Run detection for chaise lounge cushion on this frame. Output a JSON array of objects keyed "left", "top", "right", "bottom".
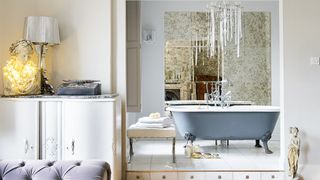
[{"left": 0, "top": 160, "right": 111, "bottom": 180}]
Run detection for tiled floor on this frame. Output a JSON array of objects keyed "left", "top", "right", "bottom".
[{"left": 127, "top": 140, "right": 281, "bottom": 172}]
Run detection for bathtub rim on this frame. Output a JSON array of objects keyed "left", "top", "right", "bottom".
[{"left": 166, "top": 105, "right": 280, "bottom": 112}]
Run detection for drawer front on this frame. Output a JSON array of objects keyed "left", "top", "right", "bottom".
[
  {"left": 127, "top": 172, "right": 150, "bottom": 180},
  {"left": 233, "top": 172, "right": 261, "bottom": 180},
  {"left": 150, "top": 172, "right": 177, "bottom": 180},
  {"left": 206, "top": 172, "right": 233, "bottom": 180},
  {"left": 261, "top": 172, "right": 284, "bottom": 180},
  {"left": 178, "top": 172, "right": 205, "bottom": 180}
]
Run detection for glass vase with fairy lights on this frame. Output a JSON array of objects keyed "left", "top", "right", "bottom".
[{"left": 2, "top": 40, "right": 41, "bottom": 96}]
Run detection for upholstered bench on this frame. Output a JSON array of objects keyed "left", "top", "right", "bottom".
[
  {"left": 0, "top": 160, "right": 111, "bottom": 180},
  {"left": 127, "top": 124, "right": 176, "bottom": 163}
]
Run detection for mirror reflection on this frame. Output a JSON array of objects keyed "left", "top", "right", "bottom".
[{"left": 164, "top": 11, "right": 272, "bottom": 105}]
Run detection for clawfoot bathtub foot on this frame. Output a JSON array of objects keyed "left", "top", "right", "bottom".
[
  {"left": 184, "top": 132, "right": 196, "bottom": 147},
  {"left": 261, "top": 131, "right": 273, "bottom": 154},
  {"left": 262, "top": 140, "right": 273, "bottom": 154},
  {"left": 255, "top": 140, "right": 262, "bottom": 148}
]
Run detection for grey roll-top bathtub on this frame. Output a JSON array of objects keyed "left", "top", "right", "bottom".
[{"left": 167, "top": 105, "right": 280, "bottom": 154}]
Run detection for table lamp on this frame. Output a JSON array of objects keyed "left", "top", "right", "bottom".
[{"left": 23, "top": 16, "right": 60, "bottom": 94}]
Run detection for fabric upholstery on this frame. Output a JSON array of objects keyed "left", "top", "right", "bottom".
[{"left": 0, "top": 160, "right": 110, "bottom": 180}]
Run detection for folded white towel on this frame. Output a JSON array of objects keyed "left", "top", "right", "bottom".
[
  {"left": 135, "top": 122, "right": 172, "bottom": 128},
  {"left": 138, "top": 117, "right": 171, "bottom": 124}
]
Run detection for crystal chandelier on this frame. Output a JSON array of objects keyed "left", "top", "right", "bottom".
[{"left": 207, "top": 0, "right": 243, "bottom": 58}]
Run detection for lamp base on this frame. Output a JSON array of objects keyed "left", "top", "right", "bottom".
[
  {"left": 34, "top": 44, "right": 55, "bottom": 95},
  {"left": 41, "top": 69, "right": 54, "bottom": 94}
]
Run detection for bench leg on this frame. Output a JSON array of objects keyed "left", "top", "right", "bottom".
[
  {"left": 172, "top": 137, "right": 176, "bottom": 163},
  {"left": 129, "top": 138, "right": 134, "bottom": 163}
]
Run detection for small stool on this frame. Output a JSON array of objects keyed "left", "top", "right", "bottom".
[{"left": 127, "top": 124, "right": 176, "bottom": 163}]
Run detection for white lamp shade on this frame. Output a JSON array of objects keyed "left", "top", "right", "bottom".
[{"left": 24, "top": 16, "right": 60, "bottom": 45}]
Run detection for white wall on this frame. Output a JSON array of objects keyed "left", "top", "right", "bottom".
[
  {"left": 283, "top": 0, "right": 320, "bottom": 178},
  {"left": 0, "top": 0, "right": 37, "bottom": 93},
  {"left": 0, "top": 3, "right": 4, "bottom": 91},
  {"left": 129, "top": 1, "right": 280, "bottom": 127},
  {"left": 0, "top": 0, "right": 112, "bottom": 93}
]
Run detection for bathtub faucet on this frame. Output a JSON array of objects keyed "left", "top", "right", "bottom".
[
  {"left": 218, "top": 90, "right": 232, "bottom": 107},
  {"left": 206, "top": 80, "right": 232, "bottom": 107},
  {"left": 215, "top": 80, "right": 232, "bottom": 107}
]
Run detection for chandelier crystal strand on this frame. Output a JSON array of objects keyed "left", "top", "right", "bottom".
[
  {"left": 195, "top": 32, "right": 198, "bottom": 66},
  {"left": 230, "top": 7, "right": 234, "bottom": 41},
  {"left": 237, "top": 6, "right": 241, "bottom": 57},
  {"left": 207, "top": 10, "right": 210, "bottom": 57},
  {"left": 217, "top": 41, "right": 220, "bottom": 81},
  {"left": 219, "top": 20, "right": 224, "bottom": 55},
  {"left": 226, "top": 8, "right": 230, "bottom": 42},
  {"left": 207, "top": 0, "right": 242, "bottom": 59},
  {"left": 223, "top": 6, "right": 227, "bottom": 47},
  {"left": 234, "top": 5, "right": 238, "bottom": 45},
  {"left": 207, "top": 11, "right": 210, "bottom": 58},
  {"left": 211, "top": 8, "right": 215, "bottom": 57}
]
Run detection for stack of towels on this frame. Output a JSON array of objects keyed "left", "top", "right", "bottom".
[{"left": 136, "top": 112, "right": 173, "bottom": 128}]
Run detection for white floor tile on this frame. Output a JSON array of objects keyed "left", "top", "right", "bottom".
[
  {"left": 127, "top": 162, "right": 151, "bottom": 171},
  {"left": 127, "top": 140, "right": 281, "bottom": 172},
  {"left": 151, "top": 162, "right": 177, "bottom": 171},
  {"left": 200, "top": 159, "right": 230, "bottom": 170},
  {"left": 176, "top": 159, "right": 203, "bottom": 170},
  {"left": 130, "top": 154, "right": 152, "bottom": 163},
  {"left": 151, "top": 154, "right": 174, "bottom": 163}
]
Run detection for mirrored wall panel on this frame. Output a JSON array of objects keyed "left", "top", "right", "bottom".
[{"left": 164, "top": 12, "right": 271, "bottom": 105}]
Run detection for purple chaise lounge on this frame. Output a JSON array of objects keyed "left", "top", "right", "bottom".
[{"left": 0, "top": 160, "right": 111, "bottom": 180}]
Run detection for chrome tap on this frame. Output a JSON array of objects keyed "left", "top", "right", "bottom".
[
  {"left": 219, "top": 90, "right": 232, "bottom": 107},
  {"left": 216, "top": 80, "right": 232, "bottom": 107},
  {"left": 205, "top": 80, "right": 232, "bottom": 107}
]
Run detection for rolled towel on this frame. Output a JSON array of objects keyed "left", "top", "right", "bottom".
[{"left": 149, "top": 112, "right": 161, "bottom": 119}]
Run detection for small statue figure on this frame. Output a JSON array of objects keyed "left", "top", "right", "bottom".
[{"left": 288, "top": 127, "right": 300, "bottom": 179}]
